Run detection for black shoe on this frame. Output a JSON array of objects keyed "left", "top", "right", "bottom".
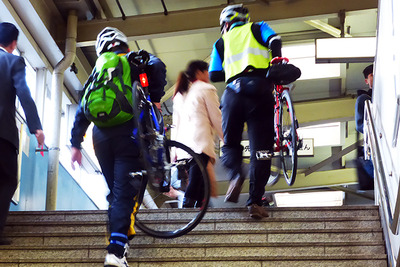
[
  {"left": 224, "top": 174, "right": 244, "bottom": 203},
  {"left": 182, "top": 197, "right": 196, "bottom": 208}
]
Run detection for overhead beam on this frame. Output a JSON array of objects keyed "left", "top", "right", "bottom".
[
  {"left": 304, "top": 20, "right": 352, "bottom": 37},
  {"left": 76, "top": 0, "right": 378, "bottom": 47}
]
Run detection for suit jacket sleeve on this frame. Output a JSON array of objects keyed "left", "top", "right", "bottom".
[{"left": 14, "top": 56, "right": 42, "bottom": 134}]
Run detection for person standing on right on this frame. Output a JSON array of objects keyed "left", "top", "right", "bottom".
[
  {"left": 355, "top": 64, "right": 374, "bottom": 188},
  {"left": 355, "top": 64, "right": 373, "bottom": 134},
  {"left": 0, "top": 22, "right": 45, "bottom": 244},
  {"left": 209, "top": 4, "right": 282, "bottom": 218}
]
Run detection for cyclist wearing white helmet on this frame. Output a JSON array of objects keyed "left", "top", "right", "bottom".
[
  {"left": 95, "top": 27, "right": 129, "bottom": 57},
  {"left": 209, "top": 4, "right": 282, "bottom": 219},
  {"left": 70, "top": 27, "right": 166, "bottom": 267}
]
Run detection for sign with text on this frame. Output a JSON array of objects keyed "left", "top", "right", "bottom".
[
  {"left": 219, "top": 138, "right": 314, "bottom": 157},
  {"left": 298, "top": 138, "right": 314, "bottom": 156}
]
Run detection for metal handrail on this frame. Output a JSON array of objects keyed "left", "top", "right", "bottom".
[
  {"left": 364, "top": 100, "right": 400, "bottom": 266},
  {"left": 365, "top": 100, "right": 400, "bottom": 234}
]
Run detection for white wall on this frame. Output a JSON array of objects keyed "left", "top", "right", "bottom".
[{"left": 373, "top": 0, "right": 400, "bottom": 263}]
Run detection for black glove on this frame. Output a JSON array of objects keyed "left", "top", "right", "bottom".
[{"left": 127, "top": 49, "right": 150, "bottom": 67}]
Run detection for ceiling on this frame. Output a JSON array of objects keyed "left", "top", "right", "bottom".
[{"left": 4, "top": 0, "right": 378, "bottom": 112}]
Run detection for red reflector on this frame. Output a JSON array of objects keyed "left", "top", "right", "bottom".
[{"left": 139, "top": 73, "right": 149, "bottom": 87}]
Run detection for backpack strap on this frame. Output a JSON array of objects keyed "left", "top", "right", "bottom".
[{"left": 106, "top": 59, "right": 133, "bottom": 114}]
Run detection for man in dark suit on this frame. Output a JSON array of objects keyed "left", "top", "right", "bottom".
[{"left": 0, "top": 22, "right": 45, "bottom": 245}]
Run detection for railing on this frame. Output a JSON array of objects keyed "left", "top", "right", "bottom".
[{"left": 364, "top": 100, "right": 400, "bottom": 267}]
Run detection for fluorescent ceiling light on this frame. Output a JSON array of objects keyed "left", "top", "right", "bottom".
[
  {"left": 282, "top": 43, "right": 341, "bottom": 80},
  {"left": 315, "top": 37, "right": 376, "bottom": 63},
  {"left": 274, "top": 191, "right": 344, "bottom": 207}
]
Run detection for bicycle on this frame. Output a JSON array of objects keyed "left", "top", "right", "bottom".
[
  {"left": 263, "top": 57, "right": 302, "bottom": 186},
  {"left": 128, "top": 50, "right": 210, "bottom": 239}
]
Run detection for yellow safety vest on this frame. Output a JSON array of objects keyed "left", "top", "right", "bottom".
[{"left": 222, "top": 23, "right": 272, "bottom": 82}]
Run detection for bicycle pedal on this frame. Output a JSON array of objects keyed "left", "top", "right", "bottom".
[{"left": 256, "top": 150, "right": 273, "bottom": 160}]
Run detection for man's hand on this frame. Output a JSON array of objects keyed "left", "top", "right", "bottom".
[
  {"left": 71, "top": 147, "right": 82, "bottom": 170},
  {"left": 153, "top": 102, "right": 162, "bottom": 112},
  {"left": 35, "top": 129, "right": 45, "bottom": 147}
]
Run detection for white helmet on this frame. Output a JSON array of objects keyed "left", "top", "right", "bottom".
[
  {"left": 95, "top": 27, "right": 128, "bottom": 56},
  {"left": 219, "top": 4, "right": 249, "bottom": 28}
]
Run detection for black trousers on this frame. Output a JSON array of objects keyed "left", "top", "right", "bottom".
[
  {"left": 94, "top": 135, "right": 141, "bottom": 243},
  {"left": 185, "top": 153, "right": 209, "bottom": 203},
  {"left": 0, "top": 138, "right": 18, "bottom": 235},
  {"left": 220, "top": 77, "right": 275, "bottom": 206}
]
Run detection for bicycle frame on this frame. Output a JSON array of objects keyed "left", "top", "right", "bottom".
[
  {"left": 268, "top": 56, "right": 301, "bottom": 186},
  {"left": 133, "top": 71, "right": 170, "bottom": 192}
]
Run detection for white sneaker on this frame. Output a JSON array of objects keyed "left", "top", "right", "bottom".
[{"left": 104, "top": 253, "right": 129, "bottom": 267}]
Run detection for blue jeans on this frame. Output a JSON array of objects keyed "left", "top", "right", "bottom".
[{"left": 355, "top": 94, "right": 371, "bottom": 134}]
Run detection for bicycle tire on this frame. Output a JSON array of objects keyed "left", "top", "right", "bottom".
[
  {"left": 135, "top": 139, "right": 210, "bottom": 238},
  {"left": 268, "top": 104, "right": 281, "bottom": 185},
  {"left": 279, "top": 90, "right": 298, "bottom": 186}
]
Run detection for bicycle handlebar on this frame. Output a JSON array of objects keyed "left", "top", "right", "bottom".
[
  {"left": 127, "top": 50, "right": 150, "bottom": 67},
  {"left": 271, "top": 57, "right": 289, "bottom": 65}
]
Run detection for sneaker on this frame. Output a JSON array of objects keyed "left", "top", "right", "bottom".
[
  {"left": 248, "top": 204, "right": 269, "bottom": 219},
  {"left": 224, "top": 174, "right": 244, "bottom": 203},
  {"left": 104, "top": 243, "right": 129, "bottom": 267},
  {"left": 104, "top": 253, "right": 129, "bottom": 267}
]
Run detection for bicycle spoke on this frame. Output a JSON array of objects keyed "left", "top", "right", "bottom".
[{"left": 279, "top": 90, "right": 298, "bottom": 186}]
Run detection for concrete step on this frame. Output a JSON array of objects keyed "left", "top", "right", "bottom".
[
  {"left": 0, "top": 205, "right": 386, "bottom": 266},
  {"left": 3, "top": 216, "right": 381, "bottom": 234},
  {"left": 1, "top": 228, "right": 383, "bottom": 247},
  {"left": 0, "top": 241, "right": 386, "bottom": 259},
  {"left": 6, "top": 205, "right": 379, "bottom": 222},
  {"left": 0, "top": 255, "right": 388, "bottom": 267}
]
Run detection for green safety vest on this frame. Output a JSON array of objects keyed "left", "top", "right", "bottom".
[{"left": 222, "top": 23, "right": 272, "bottom": 82}]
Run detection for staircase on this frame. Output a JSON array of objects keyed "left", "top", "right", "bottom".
[{"left": 0, "top": 205, "right": 387, "bottom": 266}]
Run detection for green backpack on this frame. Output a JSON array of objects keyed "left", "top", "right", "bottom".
[{"left": 82, "top": 52, "right": 133, "bottom": 127}]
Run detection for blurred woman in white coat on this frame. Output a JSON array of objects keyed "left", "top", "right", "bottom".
[{"left": 172, "top": 60, "right": 223, "bottom": 207}]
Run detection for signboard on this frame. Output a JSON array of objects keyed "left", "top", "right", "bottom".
[
  {"left": 219, "top": 138, "right": 314, "bottom": 157},
  {"left": 298, "top": 138, "right": 314, "bottom": 156}
]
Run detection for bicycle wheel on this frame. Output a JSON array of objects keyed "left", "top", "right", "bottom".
[
  {"left": 268, "top": 153, "right": 281, "bottom": 186},
  {"left": 268, "top": 111, "right": 281, "bottom": 185},
  {"left": 279, "top": 90, "right": 298, "bottom": 186},
  {"left": 135, "top": 139, "right": 210, "bottom": 238}
]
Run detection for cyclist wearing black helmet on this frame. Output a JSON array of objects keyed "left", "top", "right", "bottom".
[
  {"left": 70, "top": 27, "right": 166, "bottom": 267},
  {"left": 209, "top": 4, "right": 282, "bottom": 219}
]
